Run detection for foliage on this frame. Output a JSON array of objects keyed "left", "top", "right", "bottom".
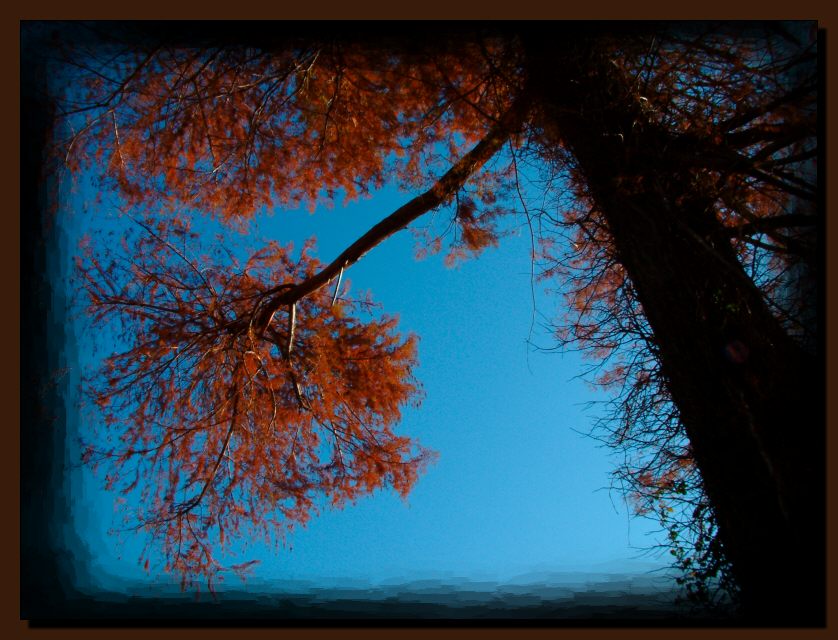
[
  {"left": 50, "top": 22, "right": 819, "bottom": 606},
  {"left": 76, "top": 213, "right": 433, "bottom": 588}
]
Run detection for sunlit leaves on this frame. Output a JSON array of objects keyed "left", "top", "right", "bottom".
[
  {"left": 59, "top": 38, "right": 522, "bottom": 228},
  {"left": 77, "top": 220, "right": 433, "bottom": 588},
  {"left": 59, "top": 24, "right": 818, "bottom": 604}
]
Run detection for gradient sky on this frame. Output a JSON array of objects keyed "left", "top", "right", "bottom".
[{"left": 58, "top": 164, "right": 670, "bottom": 594}]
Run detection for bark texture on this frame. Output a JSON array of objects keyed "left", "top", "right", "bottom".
[{"left": 524, "top": 35, "right": 824, "bottom": 623}]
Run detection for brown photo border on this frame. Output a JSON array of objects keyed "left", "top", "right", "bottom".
[{"left": 9, "top": 4, "right": 835, "bottom": 639}]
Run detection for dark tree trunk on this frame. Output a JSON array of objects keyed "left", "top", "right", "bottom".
[{"left": 524, "top": 36, "right": 824, "bottom": 624}]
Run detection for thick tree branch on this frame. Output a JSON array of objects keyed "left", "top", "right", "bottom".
[
  {"left": 724, "top": 213, "right": 817, "bottom": 237},
  {"left": 253, "top": 91, "right": 532, "bottom": 331}
]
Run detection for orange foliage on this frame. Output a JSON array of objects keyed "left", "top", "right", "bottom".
[
  {"left": 64, "top": 40, "right": 520, "bottom": 225},
  {"left": 78, "top": 223, "right": 434, "bottom": 588},
  {"left": 60, "top": 26, "right": 816, "bottom": 594}
]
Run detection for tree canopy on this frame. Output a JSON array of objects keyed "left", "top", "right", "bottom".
[{"left": 43, "top": 21, "right": 820, "bottom": 620}]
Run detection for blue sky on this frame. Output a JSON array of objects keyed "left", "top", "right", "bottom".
[{"left": 58, "top": 168, "right": 670, "bottom": 594}]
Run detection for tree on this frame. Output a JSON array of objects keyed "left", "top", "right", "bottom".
[
  {"left": 49, "top": 22, "right": 820, "bottom": 620},
  {"left": 519, "top": 26, "right": 820, "bottom": 621},
  {"left": 77, "top": 218, "right": 436, "bottom": 587}
]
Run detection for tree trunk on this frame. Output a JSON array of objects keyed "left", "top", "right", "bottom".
[{"left": 524, "top": 36, "right": 824, "bottom": 624}]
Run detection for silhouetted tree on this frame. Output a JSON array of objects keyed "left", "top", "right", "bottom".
[{"left": 48, "top": 22, "right": 820, "bottom": 620}]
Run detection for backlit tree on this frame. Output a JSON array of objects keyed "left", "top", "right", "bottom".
[{"left": 47, "top": 22, "right": 820, "bottom": 620}]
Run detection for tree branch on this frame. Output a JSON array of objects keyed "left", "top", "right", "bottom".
[{"left": 253, "top": 90, "right": 532, "bottom": 331}]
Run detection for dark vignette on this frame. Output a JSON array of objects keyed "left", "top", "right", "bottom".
[{"left": 18, "top": 19, "right": 824, "bottom": 629}]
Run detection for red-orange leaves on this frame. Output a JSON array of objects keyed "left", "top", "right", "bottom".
[
  {"left": 60, "top": 40, "right": 521, "bottom": 226},
  {"left": 78, "top": 221, "right": 432, "bottom": 588}
]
